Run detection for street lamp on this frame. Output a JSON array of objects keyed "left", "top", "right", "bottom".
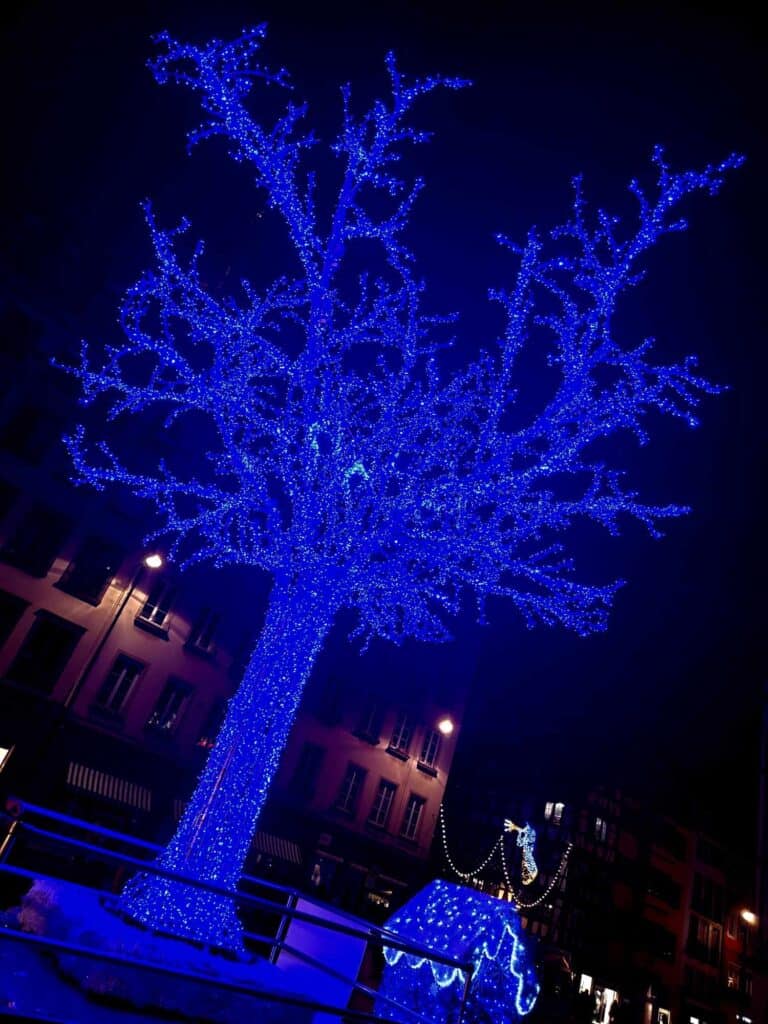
[
  {"left": 14, "top": 552, "right": 165, "bottom": 815},
  {"left": 437, "top": 716, "right": 455, "bottom": 737},
  {"left": 62, "top": 551, "right": 165, "bottom": 708},
  {"left": 738, "top": 908, "right": 758, "bottom": 1013}
]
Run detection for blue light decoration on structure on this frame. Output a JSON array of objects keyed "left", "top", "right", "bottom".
[
  {"left": 504, "top": 820, "right": 538, "bottom": 886},
  {"left": 59, "top": 25, "right": 742, "bottom": 947},
  {"left": 377, "top": 879, "right": 539, "bottom": 1022}
]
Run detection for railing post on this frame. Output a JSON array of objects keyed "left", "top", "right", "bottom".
[
  {"left": 0, "top": 797, "right": 24, "bottom": 863},
  {"left": 270, "top": 889, "right": 298, "bottom": 964},
  {"left": 456, "top": 964, "right": 473, "bottom": 1024},
  {"left": 0, "top": 818, "right": 18, "bottom": 863}
]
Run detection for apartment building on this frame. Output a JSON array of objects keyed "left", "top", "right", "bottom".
[
  {"left": 0, "top": 301, "right": 467, "bottom": 916},
  {"left": 440, "top": 768, "right": 761, "bottom": 1024}
]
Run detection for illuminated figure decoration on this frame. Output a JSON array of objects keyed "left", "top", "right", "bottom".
[
  {"left": 62, "top": 25, "right": 740, "bottom": 947},
  {"left": 504, "top": 820, "right": 538, "bottom": 886},
  {"left": 377, "top": 879, "right": 539, "bottom": 1021}
]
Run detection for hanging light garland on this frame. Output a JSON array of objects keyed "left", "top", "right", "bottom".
[
  {"left": 439, "top": 804, "right": 573, "bottom": 910},
  {"left": 501, "top": 841, "right": 573, "bottom": 910},
  {"left": 438, "top": 804, "right": 505, "bottom": 880}
]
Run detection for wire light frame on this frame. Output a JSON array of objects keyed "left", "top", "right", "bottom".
[{"left": 439, "top": 804, "right": 572, "bottom": 910}]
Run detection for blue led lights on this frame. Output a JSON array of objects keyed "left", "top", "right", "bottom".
[
  {"left": 378, "top": 878, "right": 539, "bottom": 1021},
  {"left": 513, "top": 825, "right": 538, "bottom": 887},
  {"left": 60, "top": 26, "right": 740, "bottom": 946}
]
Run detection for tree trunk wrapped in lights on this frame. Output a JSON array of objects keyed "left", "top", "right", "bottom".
[
  {"left": 62, "top": 26, "right": 740, "bottom": 946},
  {"left": 120, "top": 575, "right": 337, "bottom": 945}
]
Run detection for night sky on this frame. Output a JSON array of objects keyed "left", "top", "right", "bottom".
[{"left": 2, "top": 2, "right": 765, "bottom": 850}]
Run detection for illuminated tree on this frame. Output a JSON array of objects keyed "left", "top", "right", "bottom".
[{"left": 63, "top": 27, "right": 739, "bottom": 946}]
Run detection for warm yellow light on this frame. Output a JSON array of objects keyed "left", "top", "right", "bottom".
[
  {"left": 741, "top": 909, "right": 758, "bottom": 927},
  {"left": 437, "top": 716, "right": 454, "bottom": 736},
  {"left": 144, "top": 553, "right": 164, "bottom": 569}
]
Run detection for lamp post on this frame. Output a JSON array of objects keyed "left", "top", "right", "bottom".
[
  {"left": 61, "top": 551, "right": 164, "bottom": 710},
  {"left": 414, "top": 713, "right": 454, "bottom": 852},
  {"left": 739, "top": 908, "right": 758, "bottom": 1013},
  {"left": 30, "top": 553, "right": 163, "bottom": 794},
  {"left": 1, "top": 553, "right": 165, "bottom": 858}
]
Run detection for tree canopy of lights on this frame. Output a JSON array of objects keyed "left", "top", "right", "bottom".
[{"left": 61, "top": 26, "right": 740, "bottom": 947}]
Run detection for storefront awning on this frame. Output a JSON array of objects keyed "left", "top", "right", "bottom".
[
  {"left": 253, "top": 830, "right": 302, "bottom": 865},
  {"left": 66, "top": 761, "right": 152, "bottom": 812}
]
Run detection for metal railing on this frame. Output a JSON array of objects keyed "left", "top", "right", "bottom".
[{"left": 0, "top": 798, "right": 474, "bottom": 1024}]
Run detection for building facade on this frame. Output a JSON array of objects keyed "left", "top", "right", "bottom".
[
  {"left": 263, "top": 656, "right": 463, "bottom": 917},
  {"left": 0, "top": 302, "right": 466, "bottom": 917},
  {"left": 440, "top": 771, "right": 762, "bottom": 1024}
]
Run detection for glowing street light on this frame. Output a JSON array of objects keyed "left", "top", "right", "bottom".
[
  {"left": 437, "top": 716, "right": 455, "bottom": 737},
  {"left": 62, "top": 551, "right": 165, "bottom": 708},
  {"left": 741, "top": 909, "right": 758, "bottom": 927}
]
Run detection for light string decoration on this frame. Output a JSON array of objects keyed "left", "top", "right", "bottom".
[
  {"left": 504, "top": 819, "right": 538, "bottom": 885},
  {"left": 438, "top": 804, "right": 506, "bottom": 880},
  {"left": 60, "top": 24, "right": 741, "bottom": 947},
  {"left": 377, "top": 879, "right": 539, "bottom": 1022},
  {"left": 439, "top": 804, "right": 572, "bottom": 910},
  {"left": 500, "top": 843, "right": 573, "bottom": 911}
]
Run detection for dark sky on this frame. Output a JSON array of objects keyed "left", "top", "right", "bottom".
[{"left": 2, "top": 2, "right": 765, "bottom": 849}]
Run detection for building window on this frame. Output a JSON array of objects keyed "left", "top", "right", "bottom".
[
  {"left": 544, "top": 801, "right": 564, "bottom": 825},
  {"left": 657, "top": 820, "right": 686, "bottom": 860},
  {"left": 691, "top": 871, "right": 724, "bottom": 922},
  {"left": 594, "top": 816, "right": 607, "bottom": 842},
  {"left": 5, "top": 612, "right": 84, "bottom": 694},
  {"left": 291, "top": 742, "right": 325, "bottom": 799},
  {"left": 197, "top": 699, "right": 226, "bottom": 750},
  {"left": 313, "top": 674, "right": 345, "bottom": 724},
  {"left": 56, "top": 537, "right": 124, "bottom": 605},
  {"left": 137, "top": 579, "right": 176, "bottom": 630},
  {"left": 642, "top": 918, "right": 676, "bottom": 961},
  {"left": 400, "top": 794, "right": 426, "bottom": 840},
  {"left": 368, "top": 779, "right": 397, "bottom": 828},
  {"left": 0, "top": 405, "right": 63, "bottom": 465},
  {"left": 0, "top": 588, "right": 28, "bottom": 648},
  {"left": 646, "top": 865, "right": 681, "bottom": 908},
  {"left": 187, "top": 608, "right": 219, "bottom": 654},
  {"left": 687, "top": 914, "right": 722, "bottom": 967},
  {"left": 388, "top": 712, "right": 412, "bottom": 757},
  {"left": 335, "top": 762, "right": 366, "bottom": 815},
  {"left": 0, "top": 479, "right": 18, "bottom": 521},
  {"left": 419, "top": 729, "right": 441, "bottom": 769},
  {"left": 94, "top": 654, "right": 144, "bottom": 714},
  {"left": 0, "top": 505, "right": 71, "bottom": 578},
  {"left": 355, "top": 699, "right": 383, "bottom": 742},
  {"left": 146, "top": 677, "right": 192, "bottom": 734}
]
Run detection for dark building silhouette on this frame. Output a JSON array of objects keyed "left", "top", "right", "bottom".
[{"left": 440, "top": 766, "right": 764, "bottom": 1024}]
